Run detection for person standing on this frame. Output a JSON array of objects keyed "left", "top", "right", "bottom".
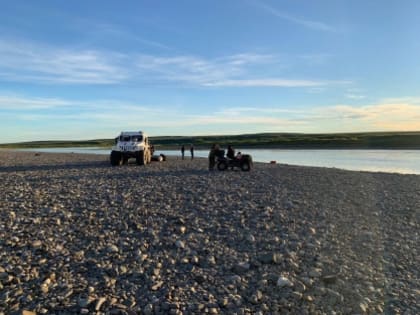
[
  {"left": 190, "top": 144, "right": 194, "bottom": 160},
  {"left": 227, "top": 145, "right": 235, "bottom": 159},
  {"left": 208, "top": 144, "right": 216, "bottom": 170},
  {"left": 181, "top": 145, "right": 185, "bottom": 160}
]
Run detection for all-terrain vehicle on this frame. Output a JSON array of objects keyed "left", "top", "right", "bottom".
[
  {"left": 110, "top": 131, "right": 152, "bottom": 166},
  {"left": 216, "top": 149, "right": 253, "bottom": 171}
]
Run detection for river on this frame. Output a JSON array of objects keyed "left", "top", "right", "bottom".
[{"left": 17, "top": 147, "right": 420, "bottom": 175}]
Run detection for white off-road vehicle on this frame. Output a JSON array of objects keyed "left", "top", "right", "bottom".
[{"left": 110, "top": 131, "right": 153, "bottom": 166}]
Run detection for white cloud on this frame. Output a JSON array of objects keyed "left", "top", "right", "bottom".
[
  {"left": 314, "top": 101, "right": 420, "bottom": 131},
  {"left": 345, "top": 94, "right": 366, "bottom": 100},
  {"left": 0, "top": 37, "right": 346, "bottom": 88},
  {"left": 0, "top": 38, "right": 128, "bottom": 84},
  {"left": 134, "top": 53, "right": 347, "bottom": 87},
  {"left": 82, "top": 22, "right": 172, "bottom": 50},
  {"left": 0, "top": 95, "right": 71, "bottom": 109},
  {"left": 4, "top": 94, "right": 420, "bottom": 142},
  {"left": 203, "top": 79, "right": 327, "bottom": 87},
  {"left": 252, "top": 1, "right": 335, "bottom": 32}
]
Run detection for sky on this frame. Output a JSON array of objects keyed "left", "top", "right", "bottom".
[{"left": 1, "top": 0, "right": 420, "bottom": 143}]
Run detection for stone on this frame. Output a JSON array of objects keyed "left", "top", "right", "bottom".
[
  {"left": 175, "top": 240, "right": 185, "bottom": 249},
  {"left": 143, "top": 303, "right": 154, "bottom": 315},
  {"left": 277, "top": 276, "right": 293, "bottom": 287},
  {"left": 107, "top": 244, "right": 119, "bottom": 253},
  {"left": 95, "top": 297, "right": 107, "bottom": 311},
  {"left": 232, "top": 262, "right": 250, "bottom": 274}
]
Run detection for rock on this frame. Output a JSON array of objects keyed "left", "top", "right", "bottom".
[
  {"left": 277, "top": 276, "right": 293, "bottom": 287},
  {"left": 258, "top": 252, "right": 283, "bottom": 264},
  {"left": 0, "top": 151, "right": 418, "bottom": 315},
  {"left": 308, "top": 268, "right": 322, "bottom": 278},
  {"left": 78, "top": 295, "right": 94, "bottom": 308},
  {"left": 107, "top": 244, "right": 119, "bottom": 253},
  {"left": 323, "top": 289, "right": 344, "bottom": 306},
  {"left": 249, "top": 290, "right": 262, "bottom": 304},
  {"left": 358, "top": 302, "right": 368, "bottom": 313},
  {"left": 151, "top": 281, "right": 164, "bottom": 291},
  {"left": 143, "top": 303, "right": 154, "bottom": 315},
  {"left": 95, "top": 297, "right": 107, "bottom": 311},
  {"left": 322, "top": 274, "right": 338, "bottom": 285},
  {"left": 232, "top": 262, "right": 250, "bottom": 274},
  {"left": 246, "top": 234, "right": 255, "bottom": 242},
  {"left": 32, "top": 240, "right": 42, "bottom": 248}
]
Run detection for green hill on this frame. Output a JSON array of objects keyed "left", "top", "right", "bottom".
[{"left": 2, "top": 132, "right": 420, "bottom": 149}]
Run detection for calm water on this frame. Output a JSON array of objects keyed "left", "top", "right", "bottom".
[{"left": 18, "top": 147, "right": 420, "bottom": 174}]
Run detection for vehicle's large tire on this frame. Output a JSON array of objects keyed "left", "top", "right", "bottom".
[
  {"left": 240, "top": 155, "right": 252, "bottom": 171},
  {"left": 136, "top": 150, "right": 145, "bottom": 165},
  {"left": 241, "top": 161, "right": 251, "bottom": 171},
  {"left": 110, "top": 151, "right": 122, "bottom": 166},
  {"left": 217, "top": 160, "right": 228, "bottom": 171}
]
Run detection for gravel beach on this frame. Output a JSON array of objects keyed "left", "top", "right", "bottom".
[{"left": 0, "top": 150, "right": 419, "bottom": 315}]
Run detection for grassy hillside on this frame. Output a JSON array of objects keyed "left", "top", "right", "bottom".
[{"left": 2, "top": 132, "right": 420, "bottom": 149}]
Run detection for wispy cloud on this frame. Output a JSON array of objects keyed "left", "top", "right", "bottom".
[
  {"left": 0, "top": 37, "right": 346, "bottom": 88},
  {"left": 345, "top": 94, "right": 366, "bottom": 100},
  {"left": 252, "top": 1, "right": 335, "bottom": 32},
  {"left": 83, "top": 22, "right": 172, "bottom": 50},
  {"left": 4, "top": 93, "right": 420, "bottom": 142},
  {"left": 135, "top": 53, "right": 346, "bottom": 87},
  {"left": 0, "top": 38, "right": 128, "bottom": 84},
  {"left": 314, "top": 101, "right": 420, "bottom": 131},
  {"left": 203, "top": 79, "right": 327, "bottom": 87},
  {"left": 135, "top": 53, "right": 264, "bottom": 85},
  {"left": 0, "top": 94, "right": 71, "bottom": 109}
]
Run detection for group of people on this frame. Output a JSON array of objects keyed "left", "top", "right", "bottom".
[
  {"left": 181, "top": 144, "right": 240, "bottom": 170},
  {"left": 181, "top": 144, "right": 194, "bottom": 160},
  {"left": 208, "top": 144, "right": 241, "bottom": 170}
]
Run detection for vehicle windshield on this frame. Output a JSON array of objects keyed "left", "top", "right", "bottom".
[{"left": 119, "top": 135, "right": 142, "bottom": 142}]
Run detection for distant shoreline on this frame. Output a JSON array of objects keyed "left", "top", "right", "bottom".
[
  {"left": 3, "top": 144, "right": 420, "bottom": 151},
  {"left": 2, "top": 131, "right": 420, "bottom": 150}
]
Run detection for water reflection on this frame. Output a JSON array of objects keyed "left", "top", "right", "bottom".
[{"left": 17, "top": 147, "right": 420, "bottom": 175}]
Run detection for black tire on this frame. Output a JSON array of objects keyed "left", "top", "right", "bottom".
[
  {"left": 136, "top": 150, "right": 145, "bottom": 165},
  {"left": 110, "top": 151, "right": 122, "bottom": 166},
  {"left": 241, "top": 160, "right": 251, "bottom": 171},
  {"left": 217, "top": 160, "right": 228, "bottom": 171}
]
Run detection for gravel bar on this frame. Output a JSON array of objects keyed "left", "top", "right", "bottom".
[{"left": 0, "top": 150, "right": 419, "bottom": 314}]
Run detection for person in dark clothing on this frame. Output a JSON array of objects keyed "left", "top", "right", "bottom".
[
  {"left": 190, "top": 144, "right": 194, "bottom": 160},
  {"left": 181, "top": 145, "right": 185, "bottom": 160},
  {"left": 227, "top": 145, "right": 235, "bottom": 159},
  {"left": 208, "top": 144, "right": 217, "bottom": 170}
]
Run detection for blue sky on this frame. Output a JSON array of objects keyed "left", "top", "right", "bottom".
[{"left": 1, "top": 0, "right": 420, "bottom": 143}]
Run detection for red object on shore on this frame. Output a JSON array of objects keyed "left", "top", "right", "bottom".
[{"left": 270, "top": 161, "right": 276, "bottom": 164}]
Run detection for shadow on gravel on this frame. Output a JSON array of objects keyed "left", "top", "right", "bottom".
[
  {"left": 0, "top": 161, "right": 217, "bottom": 177},
  {"left": 0, "top": 160, "right": 110, "bottom": 173}
]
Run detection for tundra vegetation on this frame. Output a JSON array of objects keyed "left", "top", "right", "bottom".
[{"left": 2, "top": 132, "right": 420, "bottom": 149}]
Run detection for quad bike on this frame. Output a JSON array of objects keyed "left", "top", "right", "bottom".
[{"left": 216, "top": 150, "right": 253, "bottom": 171}]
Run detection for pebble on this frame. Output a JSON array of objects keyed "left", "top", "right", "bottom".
[
  {"left": 0, "top": 151, "right": 417, "bottom": 315},
  {"left": 277, "top": 276, "right": 293, "bottom": 287}
]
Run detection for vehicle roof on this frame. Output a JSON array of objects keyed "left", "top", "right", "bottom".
[{"left": 119, "top": 131, "right": 147, "bottom": 136}]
